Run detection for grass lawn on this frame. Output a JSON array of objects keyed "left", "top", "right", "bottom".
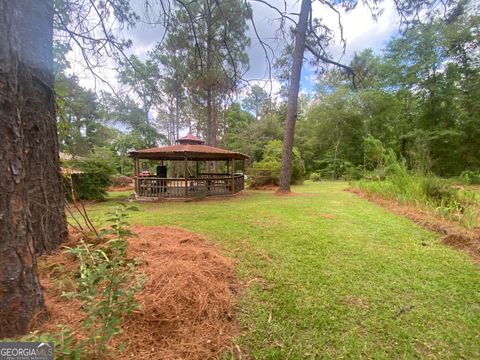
[{"left": 84, "top": 181, "right": 480, "bottom": 359}]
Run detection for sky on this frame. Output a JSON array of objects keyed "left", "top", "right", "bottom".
[{"left": 69, "top": 0, "right": 401, "bottom": 96}]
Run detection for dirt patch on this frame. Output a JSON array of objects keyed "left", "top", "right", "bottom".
[
  {"left": 274, "top": 190, "right": 302, "bottom": 197},
  {"left": 343, "top": 296, "right": 369, "bottom": 309},
  {"left": 248, "top": 185, "right": 301, "bottom": 196},
  {"left": 255, "top": 215, "right": 290, "bottom": 229},
  {"left": 37, "top": 226, "right": 239, "bottom": 359},
  {"left": 108, "top": 184, "right": 134, "bottom": 192},
  {"left": 347, "top": 188, "right": 480, "bottom": 263},
  {"left": 306, "top": 211, "right": 336, "bottom": 219},
  {"left": 249, "top": 184, "right": 278, "bottom": 191}
]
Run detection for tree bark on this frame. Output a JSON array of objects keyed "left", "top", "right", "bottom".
[
  {"left": 0, "top": 0, "right": 67, "bottom": 337},
  {"left": 205, "top": 0, "right": 214, "bottom": 173},
  {"left": 332, "top": 120, "right": 342, "bottom": 180},
  {"left": 175, "top": 91, "right": 180, "bottom": 142},
  {"left": 206, "top": 2, "right": 214, "bottom": 147},
  {"left": 277, "top": 0, "right": 310, "bottom": 192},
  {"left": 17, "top": 0, "right": 68, "bottom": 255}
]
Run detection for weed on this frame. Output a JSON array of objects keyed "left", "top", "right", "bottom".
[
  {"left": 63, "top": 204, "right": 145, "bottom": 358},
  {"left": 462, "top": 208, "right": 479, "bottom": 230},
  {"left": 355, "top": 150, "right": 478, "bottom": 229}
]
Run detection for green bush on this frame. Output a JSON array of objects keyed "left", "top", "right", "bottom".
[
  {"left": 363, "top": 135, "right": 386, "bottom": 171},
  {"left": 249, "top": 140, "right": 305, "bottom": 187},
  {"left": 341, "top": 163, "right": 364, "bottom": 181},
  {"left": 11, "top": 205, "right": 144, "bottom": 357},
  {"left": 63, "top": 204, "right": 144, "bottom": 358},
  {"left": 310, "top": 159, "right": 363, "bottom": 181},
  {"left": 309, "top": 172, "right": 321, "bottom": 182},
  {"left": 250, "top": 159, "right": 281, "bottom": 186},
  {"left": 69, "top": 158, "right": 115, "bottom": 200},
  {"left": 459, "top": 170, "right": 480, "bottom": 185},
  {"left": 422, "top": 176, "right": 456, "bottom": 205}
]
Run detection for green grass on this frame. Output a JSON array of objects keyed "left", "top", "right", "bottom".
[{"left": 84, "top": 181, "right": 480, "bottom": 359}]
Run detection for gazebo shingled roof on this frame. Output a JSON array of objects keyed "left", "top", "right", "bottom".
[
  {"left": 176, "top": 133, "right": 205, "bottom": 144},
  {"left": 128, "top": 144, "right": 249, "bottom": 161}
]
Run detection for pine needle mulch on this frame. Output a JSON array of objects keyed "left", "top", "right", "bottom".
[{"left": 37, "top": 226, "right": 239, "bottom": 359}]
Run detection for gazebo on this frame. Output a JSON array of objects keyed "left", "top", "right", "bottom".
[{"left": 128, "top": 134, "right": 249, "bottom": 199}]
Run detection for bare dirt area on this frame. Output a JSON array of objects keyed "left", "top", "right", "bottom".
[
  {"left": 249, "top": 184, "right": 278, "bottom": 191},
  {"left": 108, "top": 184, "right": 134, "bottom": 192},
  {"left": 249, "top": 184, "right": 302, "bottom": 197},
  {"left": 37, "top": 226, "right": 239, "bottom": 359},
  {"left": 347, "top": 188, "right": 480, "bottom": 263},
  {"left": 274, "top": 190, "right": 302, "bottom": 197}
]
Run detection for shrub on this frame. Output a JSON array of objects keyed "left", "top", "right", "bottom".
[
  {"left": 341, "top": 163, "right": 364, "bottom": 181},
  {"left": 69, "top": 158, "right": 115, "bottom": 200},
  {"left": 422, "top": 176, "right": 456, "bottom": 205},
  {"left": 309, "top": 172, "right": 321, "bottom": 182},
  {"left": 459, "top": 170, "right": 480, "bottom": 185},
  {"left": 364, "top": 135, "right": 386, "bottom": 171},
  {"left": 63, "top": 204, "right": 144, "bottom": 358},
  {"left": 17, "top": 204, "right": 144, "bottom": 358},
  {"left": 250, "top": 159, "right": 281, "bottom": 186},
  {"left": 249, "top": 140, "right": 305, "bottom": 187}
]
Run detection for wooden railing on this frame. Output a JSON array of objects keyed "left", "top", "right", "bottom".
[
  {"left": 135, "top": 174, "right": 244, "bottom": 198},
  {"left": 234, "top": 174, "right": 244, "bottom": 192}
]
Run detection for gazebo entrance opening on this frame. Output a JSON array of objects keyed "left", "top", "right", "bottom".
[{"left": 129, "top": 134, "right": 248, "bottom": 199}]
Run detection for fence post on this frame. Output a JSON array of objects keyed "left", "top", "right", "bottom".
[
  {"left": 184, "top": 156, "right": 188, "bottom": 198},
  {"left": 231, "top": 158, "right": 235, "bottom": 194}
]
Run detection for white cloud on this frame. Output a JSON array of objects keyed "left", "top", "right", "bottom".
[
  {"left": 319, "top": 0, "right": 399, "bottom": 61},
  {"left": 67, "top": 0, "right": 401, "bottom": 94}
]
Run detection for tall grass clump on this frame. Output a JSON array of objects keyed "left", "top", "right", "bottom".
[
  {"left": 356, "top": 150, "right": 425, "bottom": 204},
  {"left": 354, "top": 149, "right": 478, "bottom": 229}
]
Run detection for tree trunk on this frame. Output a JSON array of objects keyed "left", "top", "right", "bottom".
[
  {"left": 18, "top": 0, "right": 68, "bottom": 255},
  {"left": 332, "top": 120, "right": 342, "bottom": 180},
  {"left": 0, "top": 0, "right": 67, "bottom": 337},
  {"left": 175, "top": 91, "right": 180, "bottom": 142},
  {"left": 206, "top": 55, "right": 214, "bottom": 144},
  {"left": 205, "top": 0, "right": 214, "bottom": 173},
  {"left": 277, "top": 0, "right": 310, "bottom": 192}
]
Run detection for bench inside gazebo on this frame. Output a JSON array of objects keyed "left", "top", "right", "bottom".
[{"left": 128, "top": 134, "right": 249, "bottom": 199}]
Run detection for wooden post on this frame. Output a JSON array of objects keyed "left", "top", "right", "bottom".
[
  {"left": 135, "top": 158, "right": 139, "bottom": 195},
  {"left": 242, "top": 159, "right": 245, "bottom": 191},
  {"left": 184, "top": 157, "right": 188, "bottom": 198},
  {"left": 231, "top": 158, "right": 235, "bottom": 194},
  {"left": 226, "top": 160, "right": 229, "bottom": 175}
]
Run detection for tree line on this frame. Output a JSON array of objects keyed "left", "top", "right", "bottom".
[{"left": 296, "top": 8, "right": 479, "bottom": 179}]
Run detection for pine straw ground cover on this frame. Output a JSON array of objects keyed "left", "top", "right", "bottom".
[{"left": 38, "top": 226, "right": 238, "bottom": 359}]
